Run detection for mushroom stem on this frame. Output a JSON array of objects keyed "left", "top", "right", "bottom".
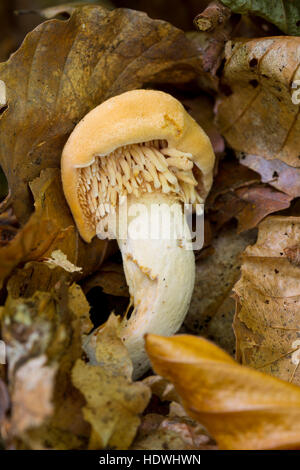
[{"left": 116, "top": 191, "right": 195, "bottom": 379}]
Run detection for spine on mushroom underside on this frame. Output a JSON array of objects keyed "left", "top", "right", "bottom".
[
  {"left": 76, "top": 140, "right": 203, "bottom": 233},
  {"left": 117, "top": 192, "right": 195, "bottom": 379}
]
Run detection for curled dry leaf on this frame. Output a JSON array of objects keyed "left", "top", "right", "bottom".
[
  {"left": 36, "top": 1, "right": 114, "bottom": 20},
  {"left": 145, "top": 333, "right": 300, "bottom": 450},
  {"left": 0, "top": 4, "right": 213, "bottom": 223},
  {"left": 234, "top": 216, "right": 300, "bottom": 386},
  {"left": 72, "top": 314, "right": 151, "bottom": 450},
  {"left": 217, "top": 37, "right": 300, "bottom": 167},
  {"left": 0, "top": 283, "right": 93, "bottom": 449}
]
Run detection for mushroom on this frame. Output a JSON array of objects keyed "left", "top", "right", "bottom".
[{"left": 61, "top": 89, "right": 215, "bottom": 378}]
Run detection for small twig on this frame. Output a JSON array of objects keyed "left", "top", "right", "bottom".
[{"left": 194, "top": 0, "right": 232, "bottom": 32}]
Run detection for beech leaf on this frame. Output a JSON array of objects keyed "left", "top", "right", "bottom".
[
  {"left": 145, "top": 333, "right": 300, "bottom": 450},
  {"left": 0, "top": 283, "right": 93, "bottom": 449},
  {"left": 234, "top": 216, "right": 300, "bottom": 385},
  {"left": 217, "top": 37, "right": 300, "bottom": 167}
]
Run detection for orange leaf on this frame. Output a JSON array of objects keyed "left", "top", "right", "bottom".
[{"left": 145, "top": 334, "right": 300, "bottom": 450}]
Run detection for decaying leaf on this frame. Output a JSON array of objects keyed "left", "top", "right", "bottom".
[
  {"left": 36, "top": 1, "right": 114, "bottom": 20},
  {"left": 235, "top": 185, "right": 292, "bottom": 232},
  {"left": 239, "top": 152, "right": 300, "bottom": 198},
  {"left": 220, "top": 0, "right": 300, "bottom": 35},
  {"left": 132, "top": 410, "right": 216, "bottom": 450},
  {"left": 217, "top": 37, "right": 300, "bottom": 167},
  {"left": 181, "top": 93, "right": 225, "bottom": 155},
  {"left": 9, "top": 355, "right": 57, "bottom": 436},
  {"left": 207, "top": 159, "right": 293, "bottom": 232},
  {"left": 72, "top": 314, "right": 151, "bottom": 450},
  {"left": 0, "top": 4, "right": 213, "bottom": 223},
  {"left": 234, "top": 216, "right": 300, "bottom": 385},
  {"left": 284, "top": 244, "right": 300, "bottom": 266},
  {"left": 0, "top": 282, "right": 93, "bottom": 449},
  {"left": 145, "top": 333, "right": 300, "bottom": 450}
]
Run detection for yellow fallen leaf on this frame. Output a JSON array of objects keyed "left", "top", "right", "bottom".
[{"left": 145, "top": 334, "right": 300, "bottom": 450}]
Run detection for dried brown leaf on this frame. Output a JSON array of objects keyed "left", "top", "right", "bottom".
[
  {"left": 1, "top": 283, "right": 92, "bottom": 449},
  {"left": 132, "top": 411, "right": 216, "bottom": 450},
  {"left": 207, "top": 159, "right": 292, "bottom": 232},
  {"left": 207, "top": 160, "right": 260, "bottom": 207},
  {"left": 239, "top": 153, "right": 300, "bottom": 198},
  {"left": 235, "top": 186, "right": 292, "bottom": 232},
  {"left": 234, "top": 216, "right": 300, "bottom": 385},
  {"left": 217, "top": 37, "right": 300, "bottom": 167}
]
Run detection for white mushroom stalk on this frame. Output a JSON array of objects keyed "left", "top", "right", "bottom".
[{"left": 61, "top": 90, "right": 215, "bottom": 379}]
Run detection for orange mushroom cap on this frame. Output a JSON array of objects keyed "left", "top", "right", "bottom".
[{"left": 61, "top": 89, "right": 215, "bottom": 242}]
